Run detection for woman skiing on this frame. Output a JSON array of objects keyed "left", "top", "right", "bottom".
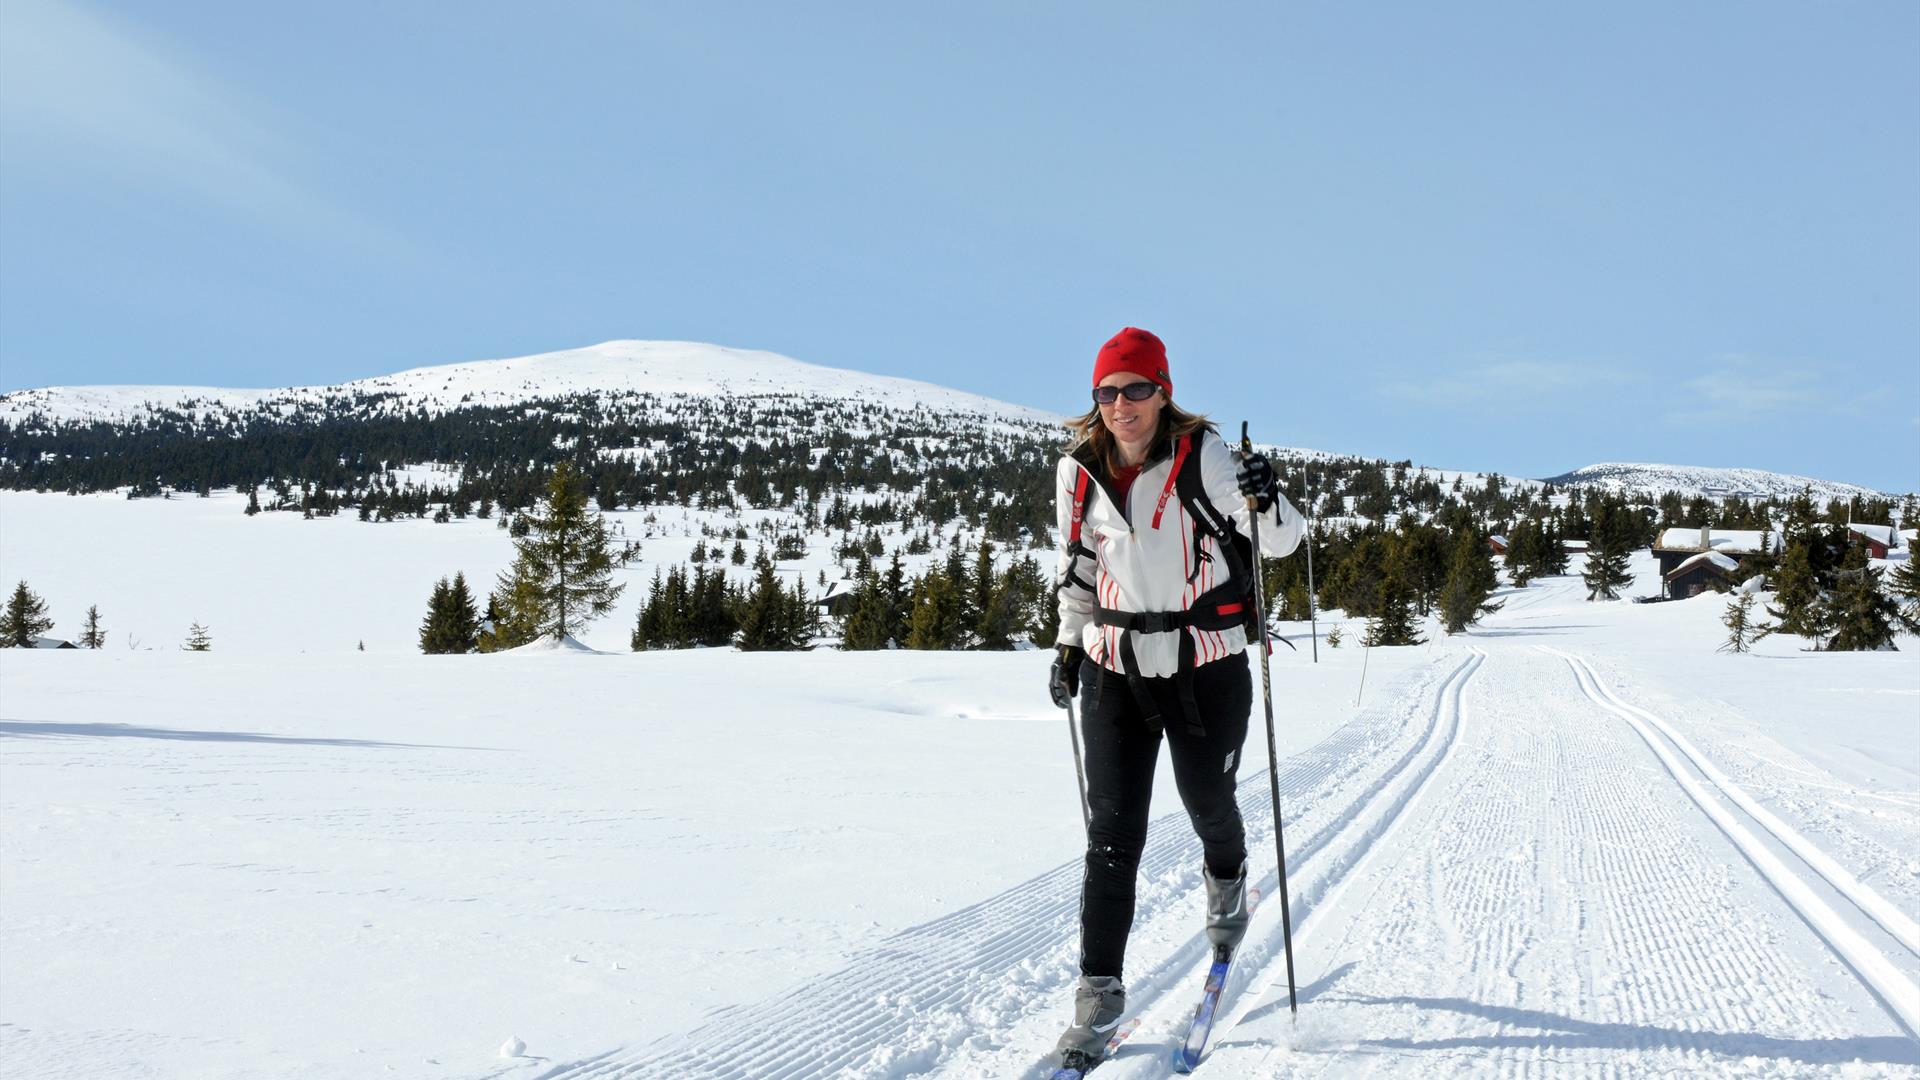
[{"left": 1047, "top": 327, "right": 1303, "bottom": 1071}]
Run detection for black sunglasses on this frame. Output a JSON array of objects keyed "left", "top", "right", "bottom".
[{"left": 1092, "top": 382, "right": 1160, "bottom": 405}]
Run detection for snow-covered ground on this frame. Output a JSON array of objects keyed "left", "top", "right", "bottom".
[{"left": 2, "top": 492, "right": 1917, "bottom": 1078}]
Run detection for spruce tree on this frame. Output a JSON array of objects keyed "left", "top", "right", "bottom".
[
  {"left": 0, "top": 581, "right": 54, "bottom": 647},
  {"left": 970, "top": 536, "right": 997, "bottom": 639},
  {"left": 881, "top": 552, "right": 910, "bottom": 647},
  {"left": 1439, "top": 527, "right": 1504, "bottom": 633},
  {"left": 1582, "top": 502, "right": 1635, "bottom": 601},
  {"left": 736, "top": 552, "right": 791, "bottom": 651},
  {"left": 445, "top": 572, "right": 479, "bottom": 653},
  {"left": 974, "top": 559, "right": 1032, "bottom": 651},
  {"left": 493, "top": 462, "right": 627, "bottom": 642},
  {"left": 839, "top": 565, "right": 893, "bottom": 650},
  {"left": 1890, "top": 557, "right": 1920, "bottom": 633},
  {"left": 1825, "top": 553, "right": 1900, "bottom": 652},
  {"left": 184, "top": 622, "right": 212, "bottom": 651},
  {"left": 419, "top": 577, "right": 453, "bottom": 653},
  {"left": 1505, "top": 519, "right": 1536, "bottom": 588},
  {"left": 1764, "top": 534, "right": 1825, "bottom": 639},
  {"left": 784, "top": 576, "right": 816, "bottom": 650},
  {"left": 1719, "top": 592, "right": 1758, "bottom": 654},
  {"left": 1365, "top": 543, "right": 1423, "bottom": 647},
  {"left": 907, "top": 567, "right": 962, "bottom": 650},
  {"left": 79, "top": 604, "right": 106, "bottom": 649}
]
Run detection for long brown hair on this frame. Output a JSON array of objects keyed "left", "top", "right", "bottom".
[{"left": 1066, "top": 392, "right": 1217, "bottom": 478}]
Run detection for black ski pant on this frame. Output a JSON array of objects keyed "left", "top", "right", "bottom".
[{"left": 1075, "top": 649, "right": 1252, "bottom": 979}]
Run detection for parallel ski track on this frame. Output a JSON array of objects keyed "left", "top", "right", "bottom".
[
  {"left": 532, "top": 653, "right": 1481, "bottom": 1080},
  {"left": 1086, "top": 650, "right": 1486, "bottom": 1080},
  {"left": 1548, "top": 647, "right": 1920, "bottom": 1038}
]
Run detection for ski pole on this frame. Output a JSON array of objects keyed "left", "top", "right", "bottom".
[
  {"left": 1240, "top": 421, "right": 1299, "bottom": 1016},
  {"left": 1065, "top": 694, "right": 1090, "bottom": 831},
  {"left": 1304, "top": 467, "right": 1319, "bottom": 664}
]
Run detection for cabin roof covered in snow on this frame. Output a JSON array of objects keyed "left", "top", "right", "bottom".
[
  {"left": 1847, "top": 523, "right": 1895, "bottom": 546},
  {"left": 1654, "top": 528, "right": 1781, "bottom": 554},
  {"left": 1666, "top": 550, "right": 1740, "bottom": 577}
]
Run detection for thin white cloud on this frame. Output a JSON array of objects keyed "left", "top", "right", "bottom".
[
  {"left": 1662, "top": 356, "right": 1838, "bottom": 427},
  {"left": 1378, "top": 357, "right": 1637, "bottom": 406},
  {"left": 0, "top": 0, "right": 416, "bottom": 263}
]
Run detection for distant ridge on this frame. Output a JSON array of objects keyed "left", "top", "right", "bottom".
[
  {"left": 1541, "top": 462, "right": 1903, "bottom": 501},
  {"left": 0, "top": 339, "right": 1061, "bottom": 428}
]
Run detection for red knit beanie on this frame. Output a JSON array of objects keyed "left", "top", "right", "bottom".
[{"left": 1092, "top": 327, "right": 1172, "bottom": 397}]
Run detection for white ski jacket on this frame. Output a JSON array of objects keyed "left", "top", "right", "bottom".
[{"left": 1055, "top": 429, "right": 1304, "bottom": 678}]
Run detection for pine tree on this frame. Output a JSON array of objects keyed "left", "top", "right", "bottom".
[
  {"left": 839, "top": 564, "right": 893, "bottom": 650},
  {"left": 420, "top": 577, "right": 453, "bottom": 653},
  {"left": 880, "top": 552, "right": 910, "bottom": 647},
  {"left": 907, "top": 567, "right": 963, "bottom": 650},
  {"left": 1764, "top": 534, "right": 1825, "bottom": 640},
  {"left": 974, "top": 560, "right": 1027, "bottom": 651},
  {"left": 244, "top": 487, "right": 261, "bottom": 516},
  {"left": 1325, "top": 624, "right": 1343, "bottom": 648},
  {"left": 184, "top": 622, "right": 212, "bottom": 651},
  {"left": 1824, "top": 553, "right": 1901, "bottom": 652},
  {"left": 1439, "top": 527, "right": 1504, "bottom": 633},
  {"left": 970, "top": 536, "right": 997, "bottom": 640},
  {"left": 784, "top": 575, "right": 816, "bottom": 650},
  {"left": 1719, "top": 592, "right": 1757, "bottom": 654},
  {"left": 77, "top": 604, "right": 106, "bottom": 649},
  {"left": 0, "top": 581, "right": 54, "bottom": 647},
  {"left": 445, "top": 572, "right": 479, "bottom": 653},
  {"left": 493, "top": 462, "right": 627, "bottom": 642},
  {"left": 1364, "top": 545, "right": 1423, "bottom": 647},
  {"left": 1890, "top": 557, "right": 1920, "bottom": 633},
  {"left": 736, "top": 552, "right": 792, "bottom": 651},
  {"left": 1582, "top": 502, "right": 1635, "bottom": 601},
  {"left": 1505, "top": 519, "right": 1537, "bottom": 588}
]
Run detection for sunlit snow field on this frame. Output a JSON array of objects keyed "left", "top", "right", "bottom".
[{"left": 2, "top": 490, "right": 1916, "bottom": 1078}]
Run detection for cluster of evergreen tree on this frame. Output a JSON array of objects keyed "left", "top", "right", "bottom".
[
  {"left": 1757, "top": 491, "right": 1909, "bottom": 651},
  {"left": 1500, "top": 517, "right": 1568, "bottom": 586},
  {"left": 419, "top": 573, "right": 480, "bottom": 653},
  {"left": 631, "top": 564, "right": 744, "bottom": 649},
  {"left": 828, "top": 537, "right": 1055, "bottom": 652},
  {"left": 735, "top": 552, "right": 817, "bottom": 651}
]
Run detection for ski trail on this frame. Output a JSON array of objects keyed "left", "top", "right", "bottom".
[
  {"left": 1203, "top": 644, "right": 1917, "bottom": 1078},
  {"left": 531, "top": 653, "right": 1477, "bottom": 1080},
  {"left": 1544, "top": 647, "right": 1920, "bottom": 959},
  {"left": 1549, "top": 647, "right": 1920, "bottom": 1037},
  {"left": 1054, "top": 651, "right": 1486, "bottom": 1080}
]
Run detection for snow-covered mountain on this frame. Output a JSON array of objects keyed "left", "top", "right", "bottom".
[
  {"left": 1540, "top": 462, "right": 1899, "bottom": 502},
  {"left": 1, "top": 339, "right": 1902, "bottom": 502},
  {"left": 0, "top": 339, "right": 1061, "bottom": 428}
]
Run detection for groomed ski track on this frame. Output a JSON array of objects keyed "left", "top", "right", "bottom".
[
  {"left": 530, "top": 651, "right": 1487, "bottom": 1080},
  {"left": 534, "top": 576, "right": 1919, "bottom": 1079}
]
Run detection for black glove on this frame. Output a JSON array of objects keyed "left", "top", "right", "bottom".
[
  {"left": 1049, "top": 644, "right": 1085, "bottom": 709},
  {"left": 1235, "top": 452, "right": 1277, "bottom": 513}
]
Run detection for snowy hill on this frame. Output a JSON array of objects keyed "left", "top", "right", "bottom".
[
  {"left": 0, "top": 339, "right": 1061, "bottom": 428},
  {"left": 1541, "top": 461, "right": 1901, "bottom": 502}
]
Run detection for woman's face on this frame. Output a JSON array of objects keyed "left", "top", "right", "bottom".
[{"left": 1097, "top": 373, "right": 1165, "bottom": 444}]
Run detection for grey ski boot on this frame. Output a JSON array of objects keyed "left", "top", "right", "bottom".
[
  {"left": 1204, "top": 861, "right": 1251, "bottom": 950},
  {"left": 1055, "top": 974, "right": 1127, "bottom": 1068}
]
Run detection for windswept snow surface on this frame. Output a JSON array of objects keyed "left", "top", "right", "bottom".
[{"left": 3, "top": 494, "right": 1918, "bottom": 1077}]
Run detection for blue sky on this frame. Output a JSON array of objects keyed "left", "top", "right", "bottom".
[{"left": 1, "top": 1, "right": 1915, "bottom": 491}]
